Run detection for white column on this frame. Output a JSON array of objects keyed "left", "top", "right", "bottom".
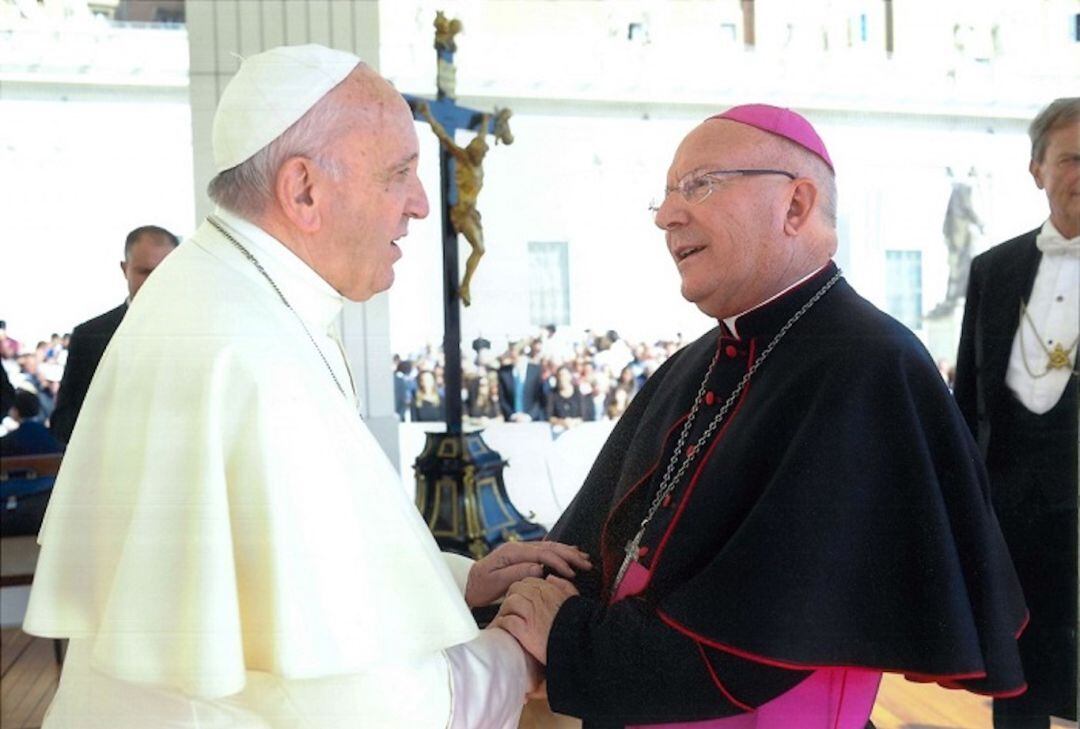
[{"left": 186, "top": 0, "right": 401, "bottom": 464}]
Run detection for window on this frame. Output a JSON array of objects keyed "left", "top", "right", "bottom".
[
  {"left": 527, "top": 241, "right": 570, "bottom": 327},
  {"left": 885, "top": 250, "right": 923, "bottom": 331}
]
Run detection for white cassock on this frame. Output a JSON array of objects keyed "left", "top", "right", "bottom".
[{"left": 24, "top": 209, "right": 530, "bottom": 728}]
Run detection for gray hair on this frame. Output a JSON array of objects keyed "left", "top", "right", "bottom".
[
  {"left": 809, "top": 155, "right": 838, "bottom": 229},
  {"left": 767, "top": 137, "right": 837, "bottom": 229},
  {"left": 207, "top": 85, "right": 350, "bottom": 218},
  {"left": 1029, "top": 97, "right": 1080, "bottom": 163}
]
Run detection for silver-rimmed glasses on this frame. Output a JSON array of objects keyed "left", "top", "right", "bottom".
[{"left": 649, "top": 168, "right": 797, "bottom": 216}]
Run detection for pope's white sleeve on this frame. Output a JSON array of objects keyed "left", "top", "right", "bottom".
[
  {"left": 442, "top": 551, "right": 475, "bottom": 596},
  {"left": 445, "top": 628, "right": 532, "bottom": 729}
]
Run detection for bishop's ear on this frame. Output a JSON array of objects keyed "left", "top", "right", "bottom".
[
  {"left": 782, "top": 178, "right": 819, "bottom": 235},
  {"left": 275, "top": 156, "right": 322, "bottom": 232}
]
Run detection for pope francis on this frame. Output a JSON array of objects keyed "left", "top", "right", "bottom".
[{"left": 24, "top": 44, "right": 589, "bottom": 728}]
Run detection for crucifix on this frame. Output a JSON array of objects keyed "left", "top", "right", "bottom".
[
  {"left": 403, "top": 10, "right": 512, "bottom": 432},
  {"left": 403, "top": 12, "right": 545, "bottom": 559}
]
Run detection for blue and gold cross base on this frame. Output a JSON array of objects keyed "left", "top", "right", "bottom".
[{"left": 415, "top": 431, "right": 547, "bottom": 559}]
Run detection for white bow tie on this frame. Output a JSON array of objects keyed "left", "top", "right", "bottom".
[{"left": 1036, "top": 229, "right": 1080, "bottom": 254}]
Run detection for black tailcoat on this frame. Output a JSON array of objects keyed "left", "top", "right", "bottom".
[
  {"left": 547, "top": 264, "right": 1027, "bottom": 727},
  {"left": 51, "top": 303, "right": 126, "bottom": 444},
  {"left": 954, "top": 228, "right": 1078, "bottom": 721}
]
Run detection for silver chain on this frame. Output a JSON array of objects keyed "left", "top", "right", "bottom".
[
  {"left": 613, "top": 270, "right": 842, "bottom": 589},
  {"left": 207, "top": 216, "right": 349, "bottom": 401}
]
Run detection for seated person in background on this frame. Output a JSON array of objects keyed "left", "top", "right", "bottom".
[
  {"left": 1, "top": 389, "right": 64, "bottom": 456},
  {"left": 411, "top": 369, "right": 446, "bottom": 422},
  {"left": 547, "top": 365, "right": 593, "bottom": 430},
  {"left": 582, "top": 372, "right": 610, "bottom": 421},
  {"left": 466, "top": 369, "right": 501, "bottom": 421},
  {"left": 614, "top": 364, "right": 639, "bottom": 399},
  {"left": 604, "top": 385, "right": 631, "bottom": 420},
  {"left": 16, "top": 353, "right": 55, "bottom": 422},
  {"left": 393, "top": 358, "right": 417, "bottom": 421}
]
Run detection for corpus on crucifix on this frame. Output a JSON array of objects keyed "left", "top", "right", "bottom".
[{"left": 417, "top": 102, "right": 514, "bottom": 307}]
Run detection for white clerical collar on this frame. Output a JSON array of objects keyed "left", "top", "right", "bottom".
[
  {"left": 213, "top": 208, "right": 344, "bottom": 333},
  {"left": 723, "top": 263, "right": 829, "bottom": 340}
]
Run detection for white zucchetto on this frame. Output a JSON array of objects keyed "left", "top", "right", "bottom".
[{"left": 212, "top": 44, "right": 362, "bottom": 173}]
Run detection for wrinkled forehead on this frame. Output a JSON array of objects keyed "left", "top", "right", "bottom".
[
  {"left": 335, "top": 76, "right": 418, "bottom": 154},
  {"left": 339, "top": 69, "right": 411, "bottom": 121},
  {"left": 667, "top": 119, "right": 779, "bottom": 181}
]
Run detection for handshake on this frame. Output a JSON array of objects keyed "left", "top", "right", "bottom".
[{"left": 464, "top": 541, "right": 591, "bottom": 689}]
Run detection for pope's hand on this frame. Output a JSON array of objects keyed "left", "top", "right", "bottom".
[
  {"left": 491, "top": 575, "right": 578, "bottom": 665},
  {"left": 465, "top": 541, "right": 590, "bottom": 608}
]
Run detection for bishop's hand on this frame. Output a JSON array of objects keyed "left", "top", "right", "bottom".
[
  {"left": 465, "top": 541, "right": 590, "bottom": 608},
  {"left": 492, "top": 575, "right": 579, "bottom": 665}
]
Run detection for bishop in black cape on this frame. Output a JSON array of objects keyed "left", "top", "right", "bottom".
[{"left": 545, "top": 263, "right": 1028, "bottom": 727}]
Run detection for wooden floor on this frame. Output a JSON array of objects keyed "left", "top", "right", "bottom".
[
  {"left": 871, "top": 673, "right": 1075, "bottom": 729},
  {"left": 0, "top": 628, "right": 1075, "bottom": 729},
  {"left": 1, "top": 631, "right": 58, "bottom": 729}
]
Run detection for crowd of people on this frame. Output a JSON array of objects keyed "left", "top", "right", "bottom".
[
  {"left": 0, "top": 323, "right": 67, "bottom": 441},
  {"left": 392, "top": 326, "right": 688, "bottom": 429},
  {"left": 2, "top": 317, "right": 688, "bottom": 439}
]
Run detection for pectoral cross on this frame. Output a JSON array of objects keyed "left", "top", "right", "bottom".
[{"left": 614, "top": 530, "right": 644, "bottom": 590}]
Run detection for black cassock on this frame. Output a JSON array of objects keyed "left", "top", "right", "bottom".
[{"left": 546, "top": 263, "right": 1027, "bottom": 728}]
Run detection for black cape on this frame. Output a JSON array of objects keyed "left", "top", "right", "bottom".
[{"left": 547, "top": 264, "right": 1026, "bottom": 724}]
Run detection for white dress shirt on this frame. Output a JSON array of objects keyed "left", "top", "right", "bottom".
[{"left": 1005, "top": 220, "right": 1080, "bottom": 414}]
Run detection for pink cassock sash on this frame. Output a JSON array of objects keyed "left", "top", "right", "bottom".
[{"left": 613, "top": 562, "right": 882, "bottom": 729}]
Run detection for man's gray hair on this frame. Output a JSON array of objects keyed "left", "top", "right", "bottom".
[
  {"left": 207, "top": 89, "right": 348, "bottom": 218},
  {"left": 813, "top": 159, "right": 838, "bottom": 229},
  {"left": 774, "top": 139, "right": 837, "bottom": 229},
  {"left": 1029, "top": 97, "right": 1080, "bottom": 164}
]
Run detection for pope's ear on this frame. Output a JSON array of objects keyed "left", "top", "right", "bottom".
[{"left": 275, "top": 157, "right": 321, "bottom": 232}]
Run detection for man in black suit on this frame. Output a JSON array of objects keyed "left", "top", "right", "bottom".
[
  {"left": 954, "top": 97, "right": 1079, "bottom": 729},
  {"left": 50, "top": 225, "right": 178, "bottom": 443},
  {"left": 497, "top": 342, "right": 546, "bottom": 422}
]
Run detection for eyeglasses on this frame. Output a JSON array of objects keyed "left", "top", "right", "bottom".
[{"left": 648, "top": 168, "right": 797, "bottom": 215}]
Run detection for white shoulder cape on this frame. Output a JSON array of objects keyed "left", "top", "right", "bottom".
[{"left": 25, "top": 222, "right": 478, "bottom": 699}]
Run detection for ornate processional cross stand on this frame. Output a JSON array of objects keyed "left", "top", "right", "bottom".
[{"left": 404, "top": 12, "right": 546, "bottom": 558}]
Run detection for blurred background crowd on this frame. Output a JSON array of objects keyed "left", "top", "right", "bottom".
[{"left": 393, "top": 325, "right": 685, "bottom": 431}]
